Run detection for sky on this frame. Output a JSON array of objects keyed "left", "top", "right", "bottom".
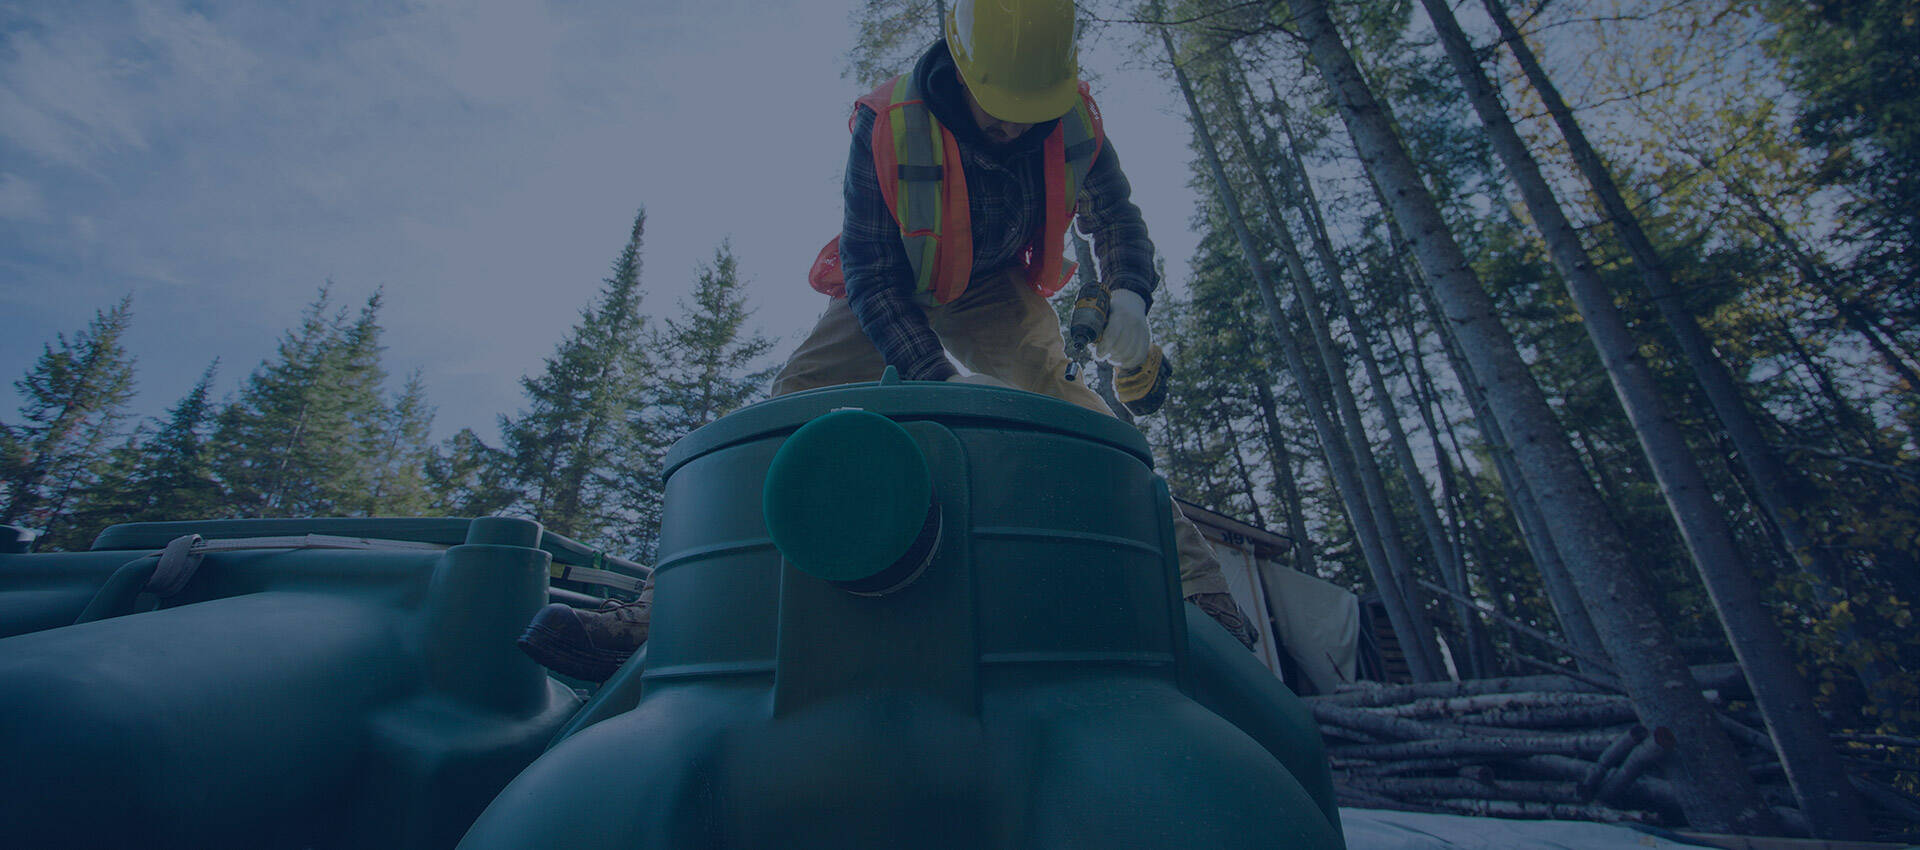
[{"left": 0, "top": 0, "right": 1209, "bottom": 442}]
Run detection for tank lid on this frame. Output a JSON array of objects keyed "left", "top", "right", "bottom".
[
  {"left": 763, "top": 409, "right": 933, "bottom": 584},
  {"left": 664, "top": 370, "right": 1153, "bottom": 478}
]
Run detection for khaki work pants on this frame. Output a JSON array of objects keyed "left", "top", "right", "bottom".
[{"left": 770, "top": 269, "right": 1229, "bottom": 598}]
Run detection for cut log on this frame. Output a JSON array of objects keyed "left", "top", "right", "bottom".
[
  {"left": 1315, "top": 701, "right": 1632, "bottom": 751},
  {"left": 1320, "top": 725, "right": 1387, "bottom": 744},
  {"left": 1363, "top": 756, "right": 1502, "bottom": 777},
  {"left": 1580, "top": 726, "right": 1650, "bottom": 800},
  {"left": 1459, "top": 765, "right": 1495, "bottom": 783},
  {"left": 1596, "top": 727, "right": 1676, "bottom": 804},
  {"left": 1347, "top": 775, "right": 1584, "bottom": 805},
  {"left": 1423, "top": 797, "right": 1660, "bottom": 823},
  {"left": 1851, "top": 773, "right": 1920, "bottom": 822},
  {"left": 1377, "top": 691, "right": 1630, "bottom": 718},
  {"left": 1512, "top": 753, "right": 1603, "bottom": 783},
  {"left": 1457, "top": 701, "right": 1641, "bottom": 729},
  {"left": 1515, "top": 754, "right": 1685, "bottom": 810},
  {"left": 1323, "top": 673, "right": 1607, "bottom": 707},
  {"left": 1717, "top": 713, "right": 1777, "bottom": 753},
  {"left": 1335, "top": 730, "right": 1622, "bottom": 761},
  {"left": 1313, "top": 701, "right": 1464, "bottom": 741},
  {"left": 1335, "top": 786, "right": 1405, "bottom": 808}
]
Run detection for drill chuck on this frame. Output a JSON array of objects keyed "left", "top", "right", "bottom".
[{"left": 1061, "top": 280, "right": 1170, "bottom": 414}]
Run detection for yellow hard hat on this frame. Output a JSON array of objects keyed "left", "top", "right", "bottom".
[{"left": 945, "top": 0, "right": 1081, "bottom": 124}]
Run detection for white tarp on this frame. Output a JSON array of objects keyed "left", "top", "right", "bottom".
[
  {"left": 1212, "top": 540, "right": 1361, "bottom": 693},
  {"left": 1341, "top": 807, "right": 1705, "bottom": 849},
  {"left": 1258, "top": 559, "right": 1361, "bottom": 692}
]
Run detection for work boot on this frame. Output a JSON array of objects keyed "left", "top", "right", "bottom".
[
  {"left": 1189, "top": 591, "right": 1259, "bottom": 650},
  {"left": 516, "top": 584, "right": 652, "bottom": 682}
]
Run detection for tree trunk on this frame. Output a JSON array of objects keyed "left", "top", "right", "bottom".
[
  {"left": 1251, "top": 378, "right": 1317, "bottom": 576},
  {"left": 1363, "top": 164, "right": 1611, "bottom": 671},
  {"left": 1238, "top": 73, "right": 1496, "bottom": 679},
  {"left": 1208, "top": 54, "right": 1447, "bottom": 680},
  {"left": 1416, "top": 579, "right": 1616, "bottom": 677},
  {"left": 1483, "top": 0, "right": 1895, "bottom": 712},
  {"left": 1220, "top": 414, "right": 1266, "bottom": 526},
  {"left": 1213, "top": 63, "right": 1443, "bottom": 683},
  {"left": 1422, "top": 0, "right": 1868, "bottom": 835},
  {"left": 1158, "top": 16, "right": 1441, "bottom": 682},
  {"left": 1410, "top": 258, "right": 1611, "bottom": 672},
  {"left": 1281, "top": 0, "right": 1777, "bottom": 831},
  {"left": 1379, "top": 280, "right": 1502, "bottom": 676},
  {"left": 1768, "top": 313, "right": 1879, "bottom": 455}
]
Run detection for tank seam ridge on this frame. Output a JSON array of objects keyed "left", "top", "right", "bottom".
[
  {"left": 969, "top": 526, "right": 1163, "bottom": 557},
  {"left": 640, "top": 661, "right": 778, "bottom": 681},
  {"left": 652, "top": 538, "right": 778, "bottom": 574},
  {"left": 978, "top": 651, "right": 1175, "bottom": 666}
]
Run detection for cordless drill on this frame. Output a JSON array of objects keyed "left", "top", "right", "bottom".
[{"left": 1063, "top": 277, "right": 1171, "bottom": 416}]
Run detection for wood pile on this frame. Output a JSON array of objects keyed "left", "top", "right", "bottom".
[{"left": 1308, "top": 664, "right": 1869, "bottom": 831}]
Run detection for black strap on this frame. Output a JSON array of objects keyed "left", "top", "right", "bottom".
[
  {"left": 897, "top": 164, "right": 944, "bottom": 182},
  {"left": 146, "top": 534, "right": 205, "bottom": 598}
]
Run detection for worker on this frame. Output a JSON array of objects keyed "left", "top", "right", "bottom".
[{"left": 520, "top": 0, "right": 1256, "bottom": 683}]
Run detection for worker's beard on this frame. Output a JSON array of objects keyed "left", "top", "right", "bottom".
[{"left": 984, "top": 126, "right": 1021, "bottom": 146}]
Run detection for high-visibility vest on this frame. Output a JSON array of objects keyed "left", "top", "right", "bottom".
[{"left": 809, "top": 73, "right": 1106, "bottom": 305}]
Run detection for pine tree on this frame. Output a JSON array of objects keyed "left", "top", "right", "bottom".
[
  {"left": 329, "top": 290, "right": 392, "bottom": 512},
  {"left": 1279, "top": 0, "right": 1777, "bottom": 827},
  {"left": 499, "top": 208, "right": 652, "bottom": 545},
  {"left": 1420, "top": 0, "right": 1868, "bottom": 829},
  {"left": 651, "top": 243, "right": 777, "bottom": 432},
  {"left": 425, "top": 428, "right": 519, "bottom": 518},
  {"left": 1761, "top": 0, "right": 1920, "bottom": 317},
  {"left": 845, "top": 0, "right": 946, "bottom": 88},
  {"left": 210, "top": 287, "right": 392, "bottom": 517},
  {"left": 36, "top": 427, "right": 149, "bottom": 551},
  {"left": 623, "top": 240, "right": 777, "bottom": 561},
  {"left": 361, "top": 370, "right": 435, "bottom": 516},
  {"left": 0, "top": 297, "right": 138, "bottom": 536},
  {"left": 44, "top": 362, "right": 225, "bottom": 548},
  {"left": 1155, "top": 11, "right": 1444, "bottom": 681},
  {"left": 139, "top": 362, "right": 225, "bottom": 518}
]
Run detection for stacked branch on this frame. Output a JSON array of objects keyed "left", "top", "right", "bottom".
[{"left": 1311, "top": 670, "right": 1800, "bottom": 827}]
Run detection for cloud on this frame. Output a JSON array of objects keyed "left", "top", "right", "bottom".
[
  {"left": 128, "top": 0, "right": 257, "bottom": 99},
  {"left": 0, "top": 1, "right": 258, "bottom": 173},
  {"left": 0, "top": 174, "right": 44, "bottom": 220},
  {"left": 0, "top": 21, "right": 149, "bottom": 169},
  {"left": 379, "top": 0, "right": 567, "bottom": 108}
]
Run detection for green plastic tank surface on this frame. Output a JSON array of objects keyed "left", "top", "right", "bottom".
[
  {"left": 460, "top": 373, "right": 1345, "bottom": 849},
  {"left": 0, "top": 516, "right": 582, "bottom": 849}
]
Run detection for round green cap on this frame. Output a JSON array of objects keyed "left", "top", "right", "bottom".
[{"left": 763, "top": 410, "right": 932, "bottom": 582}]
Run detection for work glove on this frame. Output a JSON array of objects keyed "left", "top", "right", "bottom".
[
  {"left": 1092, "top": 289, "right": 1150, "bottom": 369},
  {"left": 947, "top": 373, "right": 1013, "bottom": 389}
]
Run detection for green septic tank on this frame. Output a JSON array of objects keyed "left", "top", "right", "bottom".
[
  {"left": 461, "top": 372, "right": 1345, "bottom": 849},
  {"left": 0, "top": 516, "right": 582, "bottom": 850}
]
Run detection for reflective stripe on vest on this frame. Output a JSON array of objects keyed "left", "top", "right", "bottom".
[
  {"left": 807, "top": 74, "right": 1106, "bottom": 304},
  {"left": 876, "top": 75, "right": 974, "bottom": 304}
]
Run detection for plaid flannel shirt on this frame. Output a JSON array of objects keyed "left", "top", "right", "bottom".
[{"left": 840, "top": 101, "right": 1161, "bottom": 382}]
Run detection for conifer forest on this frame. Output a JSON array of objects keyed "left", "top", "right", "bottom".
[{"left": 5, "top": 0, "right": 1918, "bottom": 840}]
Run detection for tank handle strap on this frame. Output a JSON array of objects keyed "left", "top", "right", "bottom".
[{"left": 145, "top": 533, "right": 205, "bottom": 598}]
